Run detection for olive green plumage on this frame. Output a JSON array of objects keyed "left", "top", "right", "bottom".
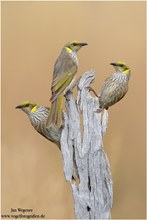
[
  {"left": 46, "top": 40, "right": 88, "bottom": 129},
  {"left": 16, "top": 101, "right": 61, "bottom": 149},
  {"left": 98, "top": 61, "right": 131, "bottom": 112}
]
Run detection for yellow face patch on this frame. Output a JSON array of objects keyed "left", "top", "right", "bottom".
[
  {"left": 123, "top": 69, "right": 130, "bottom": 74},
  {"left": 65, "top": 46, "right": 73, "bottom": 53},
  {"left": 31, "top": 105, "right": 38, "bottom": 112}
]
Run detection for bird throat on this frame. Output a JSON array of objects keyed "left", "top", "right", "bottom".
[{"left": 65, "top": 46, "right": 78, "bottom": 65}]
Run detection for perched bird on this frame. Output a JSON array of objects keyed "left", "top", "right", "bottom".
[
  {"left": 97, "top": 61, "right": 131, "bottom": 112},
  {"left": 46, "top": 40, "right": 88, "bottom": 129},
  {"left": 16, "top": 101, "right": 61, "bottom": 149}
]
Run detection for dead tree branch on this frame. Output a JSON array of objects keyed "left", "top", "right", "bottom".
[{"left": 61, "top": 70, "right": 113, "bottom": 219}]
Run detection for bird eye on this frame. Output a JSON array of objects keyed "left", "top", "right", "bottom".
[
  {"left": 119, "top": 64, "right": 124, "bottom": 67},
  {"left": 73, "top": 43, "right": 77, "bottom": 46}
]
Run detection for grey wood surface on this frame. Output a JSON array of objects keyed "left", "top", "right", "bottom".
[{"left": 61, "top": 71, "right": 113, "bottom": 219}]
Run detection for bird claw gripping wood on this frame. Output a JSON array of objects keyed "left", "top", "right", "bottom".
[
  {"left": 64, "top": 89, "right": 73, "bottom": 101},
  {"left": 87, "top": 86, "right": 98, "bottom": 97}
]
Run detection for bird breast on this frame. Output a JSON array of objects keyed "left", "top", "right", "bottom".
[{"left": 99, "top": 72, "right": 130, "bottom": 109}]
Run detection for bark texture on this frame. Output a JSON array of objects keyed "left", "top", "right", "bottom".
[{"left": 61, "top": 70, "right": 113, "bottom": 219}]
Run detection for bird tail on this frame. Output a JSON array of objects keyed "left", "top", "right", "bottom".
[{"left": 46, "top": 95, "right": 63, "bottom": 128}]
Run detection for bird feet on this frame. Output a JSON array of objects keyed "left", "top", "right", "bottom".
[{"left": 64, "top": 90, "right": 72, "bottom": 101}]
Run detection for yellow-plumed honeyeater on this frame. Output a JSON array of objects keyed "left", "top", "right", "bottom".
[
  {"left": 46, "top": 40, "right": 88, "bottom": 129},
  {"left": 16, "top": 101, "right": 61, "bottom": 149},
  {"left": 97, "top": 61, "right": 131, "bottom": 112}
]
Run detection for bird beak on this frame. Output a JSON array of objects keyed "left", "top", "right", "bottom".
[
  {"left": 110, "top": 62, "right": 117, "bottom": 66},
  {"left": 80, "top": 43, "right": 88, "bottom": 46},
  {"left": 15, "top": 105, "right": 22, "bottom": 109}
]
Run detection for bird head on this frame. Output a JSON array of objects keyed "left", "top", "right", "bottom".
[
  {"left": 16, "top": 101, "right": 38, "bottom": 115},
  {"left": 110, "top": 61, "right": 130, "bottom": 74},
  {"left": 64, "top": 40, "right": 88, "bottom": 53}
]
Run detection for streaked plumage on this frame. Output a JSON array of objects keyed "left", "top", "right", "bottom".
[
  {"left": 16, "top": 101, "right": 61, "bottom": 149},
  {"left": 98, "top": 62, "right": 131, "bottom": 112},
  {"left": 46, "top": 40, "right": 88, "bottom": 129}
]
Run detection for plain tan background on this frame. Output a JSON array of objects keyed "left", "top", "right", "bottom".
[{"left": 2, "top": 1, "right": 146, "bottom": 219}]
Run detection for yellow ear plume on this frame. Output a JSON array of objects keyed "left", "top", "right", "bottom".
[{"left": 31, "top": 105, "right": 38, "bottom": 112}]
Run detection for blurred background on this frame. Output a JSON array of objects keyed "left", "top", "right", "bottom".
[{"left": 2, "top": 1, "right": 146, "bottom": 219}]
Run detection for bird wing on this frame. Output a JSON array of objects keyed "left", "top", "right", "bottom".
[
  {"left": 50, "top": 48, "right": 78, "bottom": 102},
  {"left": 99, "top": 74, "right": 118, "bottom": 94}
]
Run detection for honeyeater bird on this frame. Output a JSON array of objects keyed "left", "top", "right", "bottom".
[
  {"left": 16, "top": 101, "right": 61, "bottom": 149},
  {"left": 97, "top": 61, "right": 131, "bottom": 112},
  {"left": 46, "top": 40, "right": 88, "bottom": 129}
]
